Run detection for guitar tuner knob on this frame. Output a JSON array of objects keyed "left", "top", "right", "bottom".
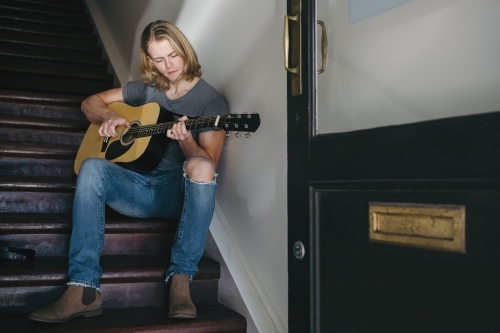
[
  {"left": 226, "top": 131, "right": 231, "bottom": 137},
  {"left": 247, "top": 114, "right": 251, "bottom": 118},
  {"left": 237, "top": 114, "right": 241, "bottom": 118},
  {"left": 245, "top": 133, "right": 251, "bottom": 138},
  {"left": 244, "top": 124, "right": 249, "bottom": 129},
  {"left": 235, "top": 132, "right": 241, "bottom": 138}
]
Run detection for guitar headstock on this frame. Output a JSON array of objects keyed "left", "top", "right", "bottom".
[{"left": 220, "top": 113, "right": 261, "bottom": 135}]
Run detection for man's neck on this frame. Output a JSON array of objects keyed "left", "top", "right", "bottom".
[{"left": 167, "top": 77, "right": 200, "bottom": 100}]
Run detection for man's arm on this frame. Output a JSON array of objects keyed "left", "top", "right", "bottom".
[
  {"left": 168, "top": 116, "right": 226, "bottom": 167},
  {"left": 81, "top": 88, "right": 129, "bottom": 137}
]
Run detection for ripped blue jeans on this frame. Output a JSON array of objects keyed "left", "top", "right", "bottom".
[{"left": 67, "top": 157, "right": 216, "bottom": 290}]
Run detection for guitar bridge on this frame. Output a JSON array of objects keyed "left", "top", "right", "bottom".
[{"left": 101, "top": 136, "right": 109, "bottom": 152}]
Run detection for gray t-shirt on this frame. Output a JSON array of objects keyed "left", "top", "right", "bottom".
[{"left": 122, "top": 78, "right": 230, "bottom": 173}]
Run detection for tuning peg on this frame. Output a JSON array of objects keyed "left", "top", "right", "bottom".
[
  {"left": 245, "top": 133, "right": 251, "bottom": 138},
  {"left": 235, "top": 132, "right": 241, "bottom": 138},
  {"left": 226, "top": 131, "right": 231, "bottom": 137}
]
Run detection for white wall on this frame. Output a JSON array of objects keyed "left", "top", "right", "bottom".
[{"left": 85, "top": 1, "right": 288, "bottom": 332}]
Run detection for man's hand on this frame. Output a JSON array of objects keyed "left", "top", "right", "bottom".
[
  {"left": 98, "top": 112, "right": 130, "bottom": 137},
  {"left": 167, "top": 115, "right": 192, "bottom": 141}
]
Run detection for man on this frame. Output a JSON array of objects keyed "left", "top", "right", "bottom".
[{"left": 29, "top": 20, "right": 229, "bottom": 322}]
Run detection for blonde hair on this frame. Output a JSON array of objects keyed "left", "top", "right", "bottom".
[{"left": 139, "top": 20, "right": 202, "bottom": 91}]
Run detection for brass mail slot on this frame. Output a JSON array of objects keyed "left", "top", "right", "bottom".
[{"left": 369, "top": 202, "right": 465, "bottom": 253}]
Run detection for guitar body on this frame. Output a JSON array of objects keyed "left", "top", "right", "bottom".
[{"left": 74, "top": 102, "right": 161, "bottom": 175}]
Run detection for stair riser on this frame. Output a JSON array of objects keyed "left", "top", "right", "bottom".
[
  {"left": 0, "top": 280, "right": 218, "bottom": 314},
  {"left": 1, "top": 72, "right": 113, "bottom": 96},
  {"left": 10, "top": 0, "right": 84, "bottom": 10},
  {"left": 0, "top": 55, "right": 111, "bottom": 80},
  {"left": 1, "top": 0, "right": 86, "bottom": 17},
  {"left": 0, "top": 157, "right": 75, "bottom": 177},
  {"left": 0, "top": 18, "right": 96, "bottom": 40},
  {"left": 0, "top": 101, "right": 86, "bottom": 120},
  {"left": 1, "top": 30, "right": 100, "bottom": 51},
  {"left": 0, "top": 128, "right": 84, "bottom": 146},
  {"left": 0, "top": 41, "right": 105, "bottom": 66},
  {"left": 0, "top": 8, "right": 89, "bottom": 28},
  {"left": 0, "top": 191, "right": 73, "bottom": 214},
  {"left": 0, "top": 233, "right": 174, "bottom": 257}
]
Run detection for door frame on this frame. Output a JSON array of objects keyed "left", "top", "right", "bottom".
[{"left": 287, "top": 0, "right": 316, "bottom": 331}]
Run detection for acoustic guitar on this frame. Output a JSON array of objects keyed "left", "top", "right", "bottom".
[{"left": 74, "top": 102, "right": 261, "bottom": 174}]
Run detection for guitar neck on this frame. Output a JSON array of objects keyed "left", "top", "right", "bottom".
[{"left": 133, "top": 116, "right": 221, "bottom": 138}]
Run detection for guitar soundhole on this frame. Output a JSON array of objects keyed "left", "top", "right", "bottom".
[{"left": 120, "top": 121, "right": 141, "bottom": 146}]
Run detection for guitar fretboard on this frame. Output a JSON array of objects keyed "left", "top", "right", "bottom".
[{"left": 125, "top": 116, "right": 221, "bottom": 138}]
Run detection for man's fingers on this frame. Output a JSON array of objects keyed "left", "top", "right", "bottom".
[{"left": 98, "top": 117, "right": 129, "bottom": 137}]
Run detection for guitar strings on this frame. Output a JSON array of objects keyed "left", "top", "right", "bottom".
[
  {"left": 123, "top": 116, "right": 221, "bottom": 136},
  {"left": 121, "top": 115, "right": 253, "bottom": 137}
]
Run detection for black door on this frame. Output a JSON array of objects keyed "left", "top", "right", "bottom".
[{"left": 287, "top": 1, "right": 500, "bottom": 332}]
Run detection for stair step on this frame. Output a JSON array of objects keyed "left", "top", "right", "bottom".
[
  {"left": 10, "top": 0, "right": 85, "bottom": 11},
  {"left": 0, "top": 7, "right": 90, "bottom": 29},
  {"left": 0, "top": 213, "right": 178, "bottom": 234},
  {"left": 0, "top": 176, "right": 76, "bottom": 213},
  {"left": 0, "top": 114, "right": 88, "bottom": 131},
  {"left": 0, "top": 0, "right": 84, "bottom": 16},
  {"left": 0, "top": 190, "right": 73, "bottom": 214},
  {"left": 0, "top": 176, "right": 75, "bottom": 191},
  {"left": 0, "top": 18, "right": 94, "bottom": 41},
  {"left": 0, "top": 141, "right": 78, "bottom": 159},
  {"left": 0, "top": 157, "right": 75, "bottom": 178},
  {"left": 0, "top": 214, "right": 178, "bottom": 256},
  {"left": 0, "top": 127, "right": 84, "bottom": 146},
  {"left": 0, "top": 256, "right": 221, "bottom": 312},
  {"left": 1, "top": 72, "right": 113, "bottom": 97},
  {"left": 0, "top": 101, "right": 85, "bottom": 120},
  {"left": 0, "top": 115, "right": 87, "bottom": 146},
  {"left": 0, "top": 304, "right": 246, "bottom": 333},
  {"left": 0, "top": 55, "right": 112, "bottom": 81},
  {"left": 0, "top": 89, "right": 87, "bottom": 107},
  {"left": 0, "top": 29, "right": 104, "bottom": 54}
]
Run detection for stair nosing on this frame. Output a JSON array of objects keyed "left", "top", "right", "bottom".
[{"left": 0, "top": 256, "right": 220, "bottom": 286}]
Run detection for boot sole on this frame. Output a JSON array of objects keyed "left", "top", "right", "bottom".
[
  {"left": 168, "top": 312, "right": 197, "bottom": 319},
  {"left": 28, "top": 308, "right": 103, "bottom": 323}
]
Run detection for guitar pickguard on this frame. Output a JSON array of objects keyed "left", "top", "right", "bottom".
[{"left": 105, "top": 140, "right": 133, "bottom": 160}]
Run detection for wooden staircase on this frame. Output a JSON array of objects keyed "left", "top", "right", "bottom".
[{"left": 0, "top": 0, "right": 246, "bottom": 332}]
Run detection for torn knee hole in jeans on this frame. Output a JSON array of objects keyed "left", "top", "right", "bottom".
[{"left": 182, "top": 155, "right": 218, "bottom": 184}]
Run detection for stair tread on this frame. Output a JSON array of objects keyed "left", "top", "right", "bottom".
[
  {"left": 0, "top": 304, "right": 246, "bottom": 333},
  {"left": 0, "top": 56, "right": 113, "bottom": 81},
  {"left": 0, "top": 29, "right": 106, "bottom": 54},
  {"left": 0, "top": 255, "right": 220, "bottom": 286},
  {"left": 0, "top": 0, "right": 86, "bottom": 18},
  {"left": 0, "top": 89, "right": 87, "bottom": 107},
  {"left": 0, "top": 141, "right": 78, "bottom": 159},
  {"left": 0, "top": 19, "right": 94, "bottom": 41},
  {"left": 0, "top": 114, "right": 89, "bottom": 131},
  {"left": 0, "top": 101, "right": 84, "bottom": 119},
  {"left": 10, "top": 0, "right": 85, "bottom": 11},
  {"left": 0, "top": 213, "right": 178, "bottom": 234},
  {"left": 0, "top": 7, "right": 89, "bottom": 28},
  {"left": 0, "top": 175, "right": 76, "bottom": 192}
]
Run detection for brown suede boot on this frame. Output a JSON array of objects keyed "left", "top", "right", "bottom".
[
  {"left": 168, "top": 274, "right": 196, "bottom": 319},
  {"left": 28, "top": 285, "right": 102, "bottom": 323}
]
